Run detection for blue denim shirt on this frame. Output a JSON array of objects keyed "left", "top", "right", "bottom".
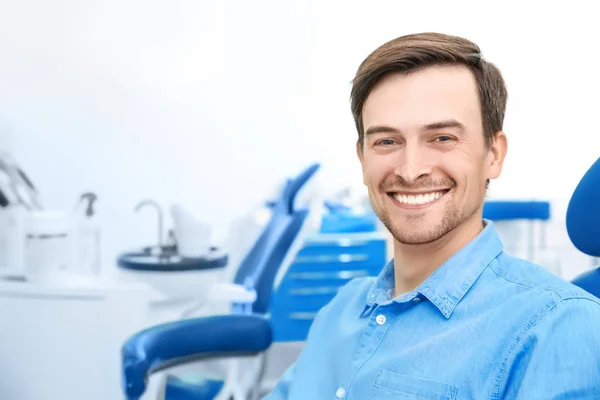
[{"left": 264, "top": 221, "right": 600, "bottom": 399}]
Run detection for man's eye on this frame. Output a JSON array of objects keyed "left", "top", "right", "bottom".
[
  {"left": 377, "top": 139, "right": 396, "bottom": 146},
  {"left": 434, "top": 136, "right": 454, "bottom": 142}
]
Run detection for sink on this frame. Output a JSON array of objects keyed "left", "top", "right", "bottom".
[
  {"left": 117, "top": 246, "right": 228, "bottom": 272},
  {"left": 116, "top": 246, "right": 229, "bottom": 299}
]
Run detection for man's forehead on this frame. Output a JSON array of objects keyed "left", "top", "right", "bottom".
[{"left": 362, "top": 65, "right": 481, "bottom": 127}]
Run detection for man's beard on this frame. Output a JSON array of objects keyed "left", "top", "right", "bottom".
[
  {"left": 375, "top": 196, "right": 465, "bottom": 245},
  {"left": 372, "top": 174, "right": 474, "bottom": 245}
]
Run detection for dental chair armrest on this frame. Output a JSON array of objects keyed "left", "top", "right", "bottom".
[
  {"left": 206, "top": 283, "right": 257, "bottom": 303},
  {"left": 122, "top": 314, "right": 272, "bottom": 399}
]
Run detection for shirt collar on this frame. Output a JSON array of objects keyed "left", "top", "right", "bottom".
[{"left": 366, "top": 219, "right": 504, "bottom": 318}]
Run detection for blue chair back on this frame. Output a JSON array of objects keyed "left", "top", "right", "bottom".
[
  {"left": 567, "top": 157, "right": 600, "bottom": 258},
  {"left": 568, "top": 158, "right": 600, "bottom": 296},
  {"left": 232, "top": 163, "right": 320, "bottom": 314}
]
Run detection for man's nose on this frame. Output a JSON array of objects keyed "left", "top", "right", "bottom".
[{"left": 393, "top": 144, "right": 433, "bottom": 185}]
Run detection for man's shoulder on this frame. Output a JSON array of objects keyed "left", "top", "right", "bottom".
[{"left": 489, "top": 252, "right": 600, "bottom": 309}]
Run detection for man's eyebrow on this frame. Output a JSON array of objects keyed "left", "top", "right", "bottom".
[
  {"left": 364, "top": 125, "right": 402, "bottom": 136},
  {"left": 421, "top": 119, "right": 466, "bottom": 132},
  {"left": 364, "top": 120, "right": 466, "bottom": 136}
]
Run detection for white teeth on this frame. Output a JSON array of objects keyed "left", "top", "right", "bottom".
[{"left": 393, "top": 191, "right": 445, "bottom": 205}]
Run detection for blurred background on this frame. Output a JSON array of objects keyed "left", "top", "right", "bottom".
[
  {"left": 1, "top": 0, "right": 598, "bottom": 279},
  {"left": 0, "top": 1, "right": 599, "bottom": 399}
]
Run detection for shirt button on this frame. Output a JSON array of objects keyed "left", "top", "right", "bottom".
[
  {"left": 336, "top": 387, "right": 346, "bottom": 398},
  {"left": 376, "top": 314, "right": 387, "bottom": 325},
  {"left": 413, "top": 297, "right": 421, "bottom": 303}
]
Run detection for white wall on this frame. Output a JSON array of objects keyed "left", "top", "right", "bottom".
[{"left": 0, "top": 0, "right": 598, "bottom": 277}]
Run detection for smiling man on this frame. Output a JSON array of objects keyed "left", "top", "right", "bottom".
[{"left": 263, "top": 33, "right": 600, "bottom": 399}]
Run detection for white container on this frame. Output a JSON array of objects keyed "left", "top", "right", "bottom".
[
  {"left": 0, "top": 207, "right": 26, "bottom": 271},
  {"left": 24, "top": 211, "right": 74, "bottom": 283}
]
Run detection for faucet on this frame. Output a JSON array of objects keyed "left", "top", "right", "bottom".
[{"left": 135, "top": 199, "right": 164, "bottom": 250}]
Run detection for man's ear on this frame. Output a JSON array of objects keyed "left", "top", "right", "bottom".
[
  {"left": 486, "top": 131, "right": 508, "bottom": 181},
  {"left": 356, "top": 139, "right": 367, "bottom": 185},
  {"left": 356, "top": 139, "right": 364, "bottom": 163}
]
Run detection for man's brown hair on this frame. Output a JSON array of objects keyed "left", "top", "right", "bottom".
[{"left": 351, "top": 32, "right": 508, "bottom": 149}]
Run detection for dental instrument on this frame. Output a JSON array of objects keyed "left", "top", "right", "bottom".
[
  {"left": 0, "top": 152, "right": 42, "bottom": 210},
  {"left": 0, "top": 187, "right": 9, "bottom": 208}
]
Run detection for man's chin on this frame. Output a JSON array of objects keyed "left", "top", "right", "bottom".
[
  {"left": 386, "top": 216, "right": 453, "bottom": 246},
  {"left": 391, "top": 229, "right": 447, "bottom": 246}
]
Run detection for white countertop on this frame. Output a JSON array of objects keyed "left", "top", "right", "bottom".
[{"left": 0, "top": 270, "right": 163, "bottom": 299}]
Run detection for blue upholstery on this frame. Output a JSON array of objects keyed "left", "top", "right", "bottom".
[
  {"left": 571, "top": 268, "right": 600, "bottom": 298},
  {"left": 122, "top": 315, "right": 272, "bottom": 398},
  {"left": 232, "top": 163, "right": 320, "bottom": 314},
  {"left": 567, "top": 158, "right": 600, "bottom": 258},
  {"left": 164, "top": 376, "right": 224, "bottom": 400},
  {"left": 568, "top": 157, "right": 600, "bottom": 298},
  {"left": 483, "top": 200, "right": 551, "bottom": 221},
  {"left": 121, "top": 163, "right": 320, "bottom": 400}
]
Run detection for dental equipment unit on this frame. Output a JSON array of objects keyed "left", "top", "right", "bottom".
[
  {"left": 117, "top": 198, "right": 228, "bottom": 321},
  {"left": 269, "top": 204, "right": 387, "bottom": 343},
  {"left": 120, "top": 162, "right": 321, "bottom": 400}
]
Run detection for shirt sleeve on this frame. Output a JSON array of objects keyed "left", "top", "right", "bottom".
[{"left": 500, "top": 296, "right": 600, "bottom": 399}]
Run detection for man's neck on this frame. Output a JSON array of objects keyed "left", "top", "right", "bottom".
[{"left": 393, "top": 215, "right": 484, "bottom": 297}]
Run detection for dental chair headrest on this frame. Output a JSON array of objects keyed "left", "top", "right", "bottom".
[
  {"left": 567, "top": 157, "right": 600, "bottom": 257},
  {"left": 278, "top": 163, "right": 320, "bottom": 214}
]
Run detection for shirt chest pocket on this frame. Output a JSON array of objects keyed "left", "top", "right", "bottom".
[{"left": 368, "top": 369, "right": 458, "bottom": 400}]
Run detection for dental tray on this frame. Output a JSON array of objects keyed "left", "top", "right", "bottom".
[{"left": 117, "top": 246, "right": 228, "bottom": 272}]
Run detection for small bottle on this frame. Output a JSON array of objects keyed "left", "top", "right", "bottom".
[{"left": 77, "top": 193, "right": 101, "bottom": 277}]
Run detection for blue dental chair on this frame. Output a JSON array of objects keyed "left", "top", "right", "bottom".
[
  {"left": 121, "top": 163, "right": 320, "bottom": 400},
  {"left": 568, "top": 158, "right": 600, "bottom": 296}
]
